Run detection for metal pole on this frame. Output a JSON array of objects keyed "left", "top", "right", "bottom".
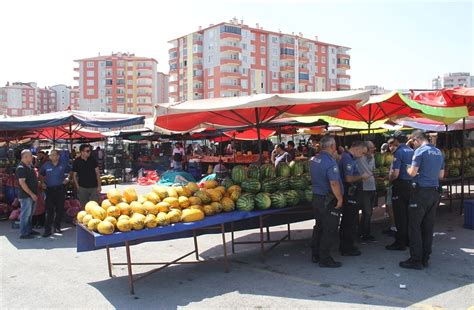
[
  {"left": 461, "top": 117, "right": 466, "bottom": 214},
  {"left": 255, "top": 108, "right": 263, "bottom": 164}
]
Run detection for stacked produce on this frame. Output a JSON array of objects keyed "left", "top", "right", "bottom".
[
  {"left": 100, "top": 175, "right": 121, "bottom": 186},
  {"left": 374, "top": 153, "right": 392, "bottom": 191},
  {"left": 442, "top": 147, "right": 474, "bottom": 178}
]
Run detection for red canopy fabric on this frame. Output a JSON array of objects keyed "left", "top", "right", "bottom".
[
  {"left": 29, "top": 126, "right": 104, "bottom": 140},
  {"left": 155, "top": 91, "right": 371, "bottom": 132},
  {"left": 223, "top": 128, "right": 276, "bottom": 140},
  {"left": 410, "top": 87, "right": 470, "bottom": 108}
]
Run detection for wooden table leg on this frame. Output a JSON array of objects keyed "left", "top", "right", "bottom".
[{"left": 125, "top": 241, "right": 134, "bottom": 295}]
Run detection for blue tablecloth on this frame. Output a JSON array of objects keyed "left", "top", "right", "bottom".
[{"left": 77, "top": 208, "right": 290, "bottom": 252}]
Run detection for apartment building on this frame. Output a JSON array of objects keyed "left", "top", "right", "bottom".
[
  {"left": 74, "top": 52, "right": 158, "bottom": 116},
  {"left": 443, "top": 72, "right": 474, "bottom": 88},
  {"left": 168, "top": 19, "right": 351, "bottom": 102},
  {"left": 50, "top": 84, "right": 80, "bottom": 111},
  {"left": 0, "top": 82, "right": 58, "bottom": 116},
  {"left": 156, "top": 72, "right": 169, "bottom": 103}
]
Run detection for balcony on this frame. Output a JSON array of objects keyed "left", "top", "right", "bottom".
[
  {"left": 299, "top": 45, "right": 309, "bottom": 52},
  {"left": 337, "top": 73, "right": 351, "bottom": 79},
  {"left": 280, "top": 42, "right": 294, "bottom": 49},
  {"left": 337, "top": 63, "right": 350, "bottom": 69},
  {"left": 193, "top": 75, "right": 203, "bottom": 81},
  {"left": 136, "top": 84, "right": 153, "bottom": 88},
  {"left": 221, "top": 70, "right": 241, "bottom": 78},
  {"left": 299, "top": 67, "right": 309, "bottom": 73},
  {"left": 280, "top": 65, "right": 295, "bottom": 72},
  {"left": 281, "top": 77, "right": 295, "bottom": 83},
  {"left": 221, "top": 84, "right": 241, "bottom": 91},
  {"left": 193, "top": 62, "right": 203, "bottom": 69},
  {"left": 220, "top": 45, "right": 242, "bottom": 53},
  {"left": 280, "top": 53, "right": 294, "bottom": 61},
  {"left": 338, "top": 53, "right": 350, "bottom": 59},
  {"left": 298, "top": 56, "right": 309, "bottom": 63},
  {"left": 193, "top": 52, "right": 203, "bottom": 58},
  {"left": 74, "top": 76, "right": 79, "bottom": 80},
  {"left": 220, "top": 32, "right": 241, "bottom": 40},
  {"left": 74, "top": 67, "right": 79, "bottom": 72},
  {"left": 221, "top": 58, "right": 241, "bottom": 66},
  {"left": 337, "top": 84, "right": 351, "bottom": 90},
  {"left": 169, "top": 58, "right": 178, "bottom": 64}
]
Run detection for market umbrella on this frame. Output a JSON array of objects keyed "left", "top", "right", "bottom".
[
  {"left": 155, "top": 90, "right": 371, "bottom": 162},
  {"left": 29, "top": 125, "right": 104, "bottom": 140},
  {"left": 223, "top": 128, "right": 275, "bottom": 141}
]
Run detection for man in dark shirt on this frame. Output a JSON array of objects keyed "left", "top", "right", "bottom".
[
  {"left": 287, "top": 141, "right": 296, "bottom": 161},
  {"left": 16, "top": 149, "right": 40, "bottom": 239},
  {"left": 73, "top": 144, "right": 101, "bottom": 207}
]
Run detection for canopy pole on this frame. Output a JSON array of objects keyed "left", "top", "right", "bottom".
[
  {"left": 445, "top": 125, "right": 449, "bottom": 148},
  {"left": 367, "top": 103, "right": 372, "bottom": 138},
  {"left": 69, "top": 122, "right": 73, "bottom": 153},
  {"left": 460, "top": 116, "right": 466, "bottom": 215},
  {"left": 255, "top": 108, "right": 263, "bottom": 165},
  {"left": 53, "top": 128, "right": 56, "bottom": 149}
]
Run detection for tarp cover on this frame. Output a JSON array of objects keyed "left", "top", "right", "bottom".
[{"left": 0, "top": 110, "right": 145, "bottom": 130}]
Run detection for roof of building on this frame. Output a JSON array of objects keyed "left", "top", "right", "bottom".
[{"left": 74, "top": 53, "right": 158, "bottom": 63}]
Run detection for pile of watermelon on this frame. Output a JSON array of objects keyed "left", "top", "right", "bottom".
[{"left": 226, "top": 160, "right": 313, "bottom": 212}]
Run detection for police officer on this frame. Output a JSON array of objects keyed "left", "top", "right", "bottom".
[
  {"left": 386, "top": 133, "right": 414, "bottom": 251},
  {"left": 339, "top": 141, "right": 370, "bottom": 256},
  {"left": 310, "top": 136, "right": 344, "bottom": 268},
  {"left": 400, "top": 130, "right": 444, "bottom": 270}
]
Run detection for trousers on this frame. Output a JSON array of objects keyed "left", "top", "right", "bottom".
[
  {"left": 408, "top": 187, "right": 440, "bottom": 262},
  {"left": 19, "top": 197, "right": 36, "bottom": 236},
  {"left": 340, "top": 185, "right": 361, "bottom": 252},
  {"left": 77, "top": 186, "right": 99, "bottom": 208},
  {"left": 392, "top": 180, "right": 412, "bottom": 246},
  {"left": 359, "top": 190, "right": 377, "bottom": 238},
  {"left": 45, "top": 185, "right": 66, "bottom": 232},
  {"left": 311, "top": 194, "right": 341, "bottom": 260}
]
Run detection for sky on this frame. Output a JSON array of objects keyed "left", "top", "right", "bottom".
[{"left": 0, "top": 0, "right": 472, "bottom": 90}]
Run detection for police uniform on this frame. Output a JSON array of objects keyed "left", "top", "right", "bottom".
[
  {"left": 389, "top": 144, "right": 414, "bottom": 249},
  {"left": 310, "top": 151, "right": 343, "bottom": 263},
  {"left": 405, "top": 143, "right": 444, "bottom": 266},
  {"left": 338, "top": 151, "right": 361, "bottom": 254}
]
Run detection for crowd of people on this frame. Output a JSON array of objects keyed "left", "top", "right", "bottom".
[{"left": 309, "top": 130, "right": 445, "bottom": 270}]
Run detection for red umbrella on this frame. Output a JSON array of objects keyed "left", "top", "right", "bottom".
[
  {"left": 223, "top": 128, "right": 275, "bottom": 140},
  {"left": 28, "top": 126, "right": 104, "bottom": 140}
]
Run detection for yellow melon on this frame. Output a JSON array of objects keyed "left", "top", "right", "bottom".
[
  {"left": 182, "top": 186, "right": 192, "bottom": 197},
  {"left": 204, "top": 180, "right": 218, "bottom": 189},
  {"left": 76, "top": 210, "right": 87, "bottom": 223},
  {"left": 123, "top": 187, "right": 138, "bottom": 203},
  {"left": 90, "top": 206, "right": 106, "bottom": 220},
  {"left": 116, "top": 218, "right": 132, "bottom": 232},
  {"left": 117, "top": 215, "right": 130, "bottom": 221},
  {"left": 104, "top": 216, "right": 117, "bottom": 226},
  {"left": 207, "top": 189, "right": 223, "bottom": 202},
  {"left": 137, "top": 195, "right": 147, "bottom": 204},
  {"left": 143, "top": 201, "right": 159, "bottom": 215},
  {"left": 178, "top": 196, "right": 190, "bottom": 209},
  {"left": 215, "top": 186, "right": 226, "bottom": 195},
  {"left": 188, "top": 204, "right": 203, "bottom": 211},
  {"left": 144, "top": 214, "right": 158, "bottom": 228},
  {"left": 156, "top": 201, "right": 171, "bottom": 213},
  {"left": 146, "top": 191, "right": 161, "bottom": 204},
  {"left": 163, "top": 197, "right": 180, "bottom": 209},
  {"left": 227, "top": 185, "right": 241, "bottom": 194},
  {"left": 188, "top": 196, "right": 202, "bottom": 206},
  {"left": 181, "top": 209, "right": 205, "bottom": 222},
  {"left": 230, "top": 190, "right": 241, "bottom": 202},
  {"left": 107, "top": 189, "right": 122, "bottom": 205},
  {"left": 186, "top": 182, "right": 199, "bottom": 193},
  {"left": 106, "top": 206, "right": 121, "bottom": 218},
  {"left": 101, "top": 199, "right": 113, "bottom": 210},
  {"left": 130, "top": 213, "right": 146, "bottom": 230},
  {"left": 221, "top": 197, "right": 235, "bottom": 212},
  {"left": 97, "top": 220, "right": 115, "bottom": 235},
  {"left": 211, "top": 202, "right": 223, "bottom": 213},
  {"left": 203, "top": 205, "right": 216, "bottom": 216},
  {"left": 129, "top": 201, "right": 145, "bottom": 215},
  {"left": 166, "top": 209, "right": 181, "bottom": 223},
  {"left": 167, "top": 187, "right": 179, "bottom": 198},
  {"left": 85, "top": 201, "right": 99, "bottom": 214},
  {"left": 156, "top": 212, "right": 170, "bottom": 226},
  {"left": 87, "top": 218, "right": 101, "bottom": 231},
  {"left": 174, "top": 186, "right": 186, "bottom": 197},
  {"left": 152, "top": 185, "right": 169, "bottom": 200},
  {"left": 117, "top": 202, "right": 132, "bottom": 216},
  {"left": 82, "top": 214, "right": 93, "bottom": 225}
]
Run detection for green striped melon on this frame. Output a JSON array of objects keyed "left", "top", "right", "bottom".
[
  {"left": 254, "top": 192, "right": 272, "bottom": 210},
  {"left": 270, "top": 192, "right": 287, "bottom": 209},
  {"left": 248, "top": 164, "right": 261, "bottom": 180},
  {"left": 261, "top": 179, "right": 278, "bottom": 193},
  {"left": 260, "top": 164, "right": 276, "bottom": 179},
  {"left": 236, "top": 193, "right": 255, "bottom": 211},
  {"left": 303, "top": 160, "right": 310, "bottom": 173},
  {"left": 289, "top": 177, "right": 308, "bottom": 190},
  {"left": 302, "top": 173, "right": 312, "bottom": 185},
  {"left": 289, "top": 161, "right": 305, "bottom": 176},
  {"left": 241, "top": 178, "right": 261, "bottom": 194},
  {"left": 284, "top": 190, "right": 300, "bottom": 207},
  {"left": 276, "top": 162, "right": 291, "bottom": 177},
  {"left": 304, "top": 189, "right": 313, "bottom": 203},
  {"left": 221, "top": 178, "right": 234, "bottom": 189},
  {"left": 277, "top": 177, "right": 290, "bottom": 190},
  {"left": 231, "top": 165, "right": 247, "bottom": 184}
]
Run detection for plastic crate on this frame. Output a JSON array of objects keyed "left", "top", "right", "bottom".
[{"left": 464, "top": 200, "right": 474, "bottom": 229}]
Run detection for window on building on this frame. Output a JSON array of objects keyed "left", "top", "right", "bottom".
[
  {"left": 331, "top": 48, "right": 335, "bottom": 54},
  {"left": 321, "top": 46, "right": 326, "bottom": 53},
  {"left": 242, "top": 68, "right": 247, "bottom": 75},
  {"left": 241, "top": 80, "right": 248, "bottom": 88},
  {"left": 208, "top": 91, "right": 214, "bottom": 98},
  {"left": 272, "top": 60, "right": 278, "bottom": 67},
  {"left": 220, "top": 25, "right": 242, "bottom": 35},
  {"left": 260, "top": 34, "right": 265, "bottom": 42},
  {"left": 106, "top": 60, "right": 113, "bottom": 67},
  {"left": 251, "top": 45, "right": 256, "bottom": 52},
  {"left": 272, "top": 71, "right": 278, "bottom": 79},
  {"left": 86, "top": 80, "right": 94, "bottom": 86},
  {"left": 86, "top": 70, "right": 94, "bottom": 77},
  {"left": 87, "top": 61, "right": 94, "bottom": 68},
  {"left": 272, "top": 82, "right": 279, "bottom": 91},
  {"left": 272, "top": 48, "right": 278, "bottom": 56},
  {"left": 322, "top": 67, "right": 326, "bottom": 74},
  {"left": 106, "top": 79, "right": 113, "bottom": 85},
  {"left": 208, "top": 80, "right": 214, "bottom": 89},
  {"left": 100, "top": 61, "right": 105, "bottom": 67},
  {"left": 271, "top": 36, "right": 278, "bottom": 43},
  {"left": 251, "top": 57, "right": 255, "bottom": 65},
  {"left": 315, "top": 66, "right": 318, "bottom": 73},
  {"left": 280, "top": 48, "right": 295, "bottom": 56},
  {"left": 322, "top": 56, "right": 326, "bottom": 63},
  {"left": 331, "top": 69, "right": 335, "bottom": 74},
  {"left": 87, "top": 89, "right": 95, "bottom": 95},
  {"left": 260, "top": 58, "right": 266, "bottom": 66},
  {"left": 332, "top": 58, "right": 335, "bottom": 65},
  {"left": 251, "top": 33, "right": 256, "bottom": 40},
  {"left": 260, "top": 46, "right": 265, "bottom": 54},
  {"left": 208, "top": 68, "right": 214, "bottom": 76}
]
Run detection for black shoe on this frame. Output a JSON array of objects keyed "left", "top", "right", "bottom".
[
  {"left": 361, "top": 235, "right": 376, "bottom": 242},
  {"left": 341, "top": 249, "right": 362, "bottom": 256},
  {"left": 422, "top": 260, "right": 429, "bottom": 268},
  {"left": 30, "top": 230, "right": 41, "bottom": 236},
  {"left": 399, "top": 258, "right": 423, "bottom": 270},
  {"left": 311, "top": 255, "right": 320, "bottom": 263},
  {"left": 319, "top": 257, "right": 342, "bottom": 268},
  {"left": 54, "top": 227, "right": 62, "bottom": 234},
  {"left": 20, "top": 235, "right": 34, "bottom": 239},
  {"left": 42, "top": 231, "right": 52, "bottom": 238},
  {"left": 385, "top": 243, "right": 406, "bottom": 251}
]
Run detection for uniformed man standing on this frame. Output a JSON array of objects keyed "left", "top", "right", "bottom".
[
  {"left": 310, "top": 136, "right": 344, "bottom": 268},
  {"left": 400, "top": 130, "right": 444, "bottom": 269},
  {"left": 386, "top": 133, "right": 414, "bottom": 251},
  {"left": 339, "top": 141, "right": 370, "bottom": 256}
]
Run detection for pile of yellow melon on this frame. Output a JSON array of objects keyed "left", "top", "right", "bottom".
[{"left": 76, "top": 181, "right": 242, "bottom": 235}]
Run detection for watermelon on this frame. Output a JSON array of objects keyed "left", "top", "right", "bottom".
[
  {"left": 289, "top": 177, "right": 308, "bottom": 190},
  {"left": 236, "top": 193, "right": 255, "bottom": 211},
  {"left": 289, "top": 161, "right": 305, "bottom": 176},
  {"left": 241, "top": 178, "right": 262, "bottom": 194},
  {"left": 302, "top": 173, "right": 312, "bottom": 185},
  {"left": 284, "top": 190, "right": 300, "bottom": 207},
  {"left": 260, "top": 164, "right": 276, "bottom": 179},
  {"left": 231, "top": 165, "right": 247, "bottom": 184},
  {"left": 261, "top": 179, "right": 278, "bottom": 193},
  {"left": 277, "top": 177, "right": 290, "bottom": 190},
  {"left": 270, "top": 192, "right": 287, "bottom": 208},
  {"left": 221, "top": 178, "right": 234, "bottom": 189},
  {"left": 304, "top": 189, "right": 313, "bottom": 202},
  {"left": 254, "top": 192, "right": 272, "bottom": 210},
  {"left": 295, "top": 190, "right": 305, "bottom": 202},
  {"left": 248, "top": 164, "right": 261, "bottom": 180},
  {"left": 276, "top": 162, "right": 291, "bottom": 177},
  {"left": 303, "top": 160, "right": 310, "bottom": 173}
]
